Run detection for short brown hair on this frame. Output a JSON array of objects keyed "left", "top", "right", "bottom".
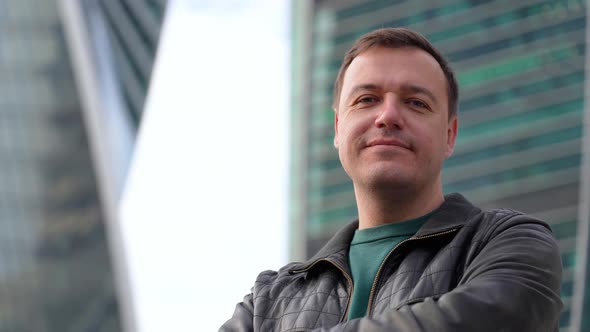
[{"left": 332, "top": 28, "right": 459, "bottom": 118}]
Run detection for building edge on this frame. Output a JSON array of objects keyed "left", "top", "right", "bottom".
[
  {"left": 57, "top": 1, "right": 137, "bottom": 331},
  {"left": 570, "top": 1, "right": 590, "bottom": 330},
  {"left": 289, "top": 0, "right": 314, "bottom": 262}
]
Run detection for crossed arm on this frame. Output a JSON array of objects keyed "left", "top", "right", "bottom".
[{"left": 221, "top": 216, "right": 563, "bottom": 332}]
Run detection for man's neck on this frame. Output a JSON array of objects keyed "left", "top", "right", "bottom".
[{"left": 354, "top": 183, "right": 445, "bottom": 230}]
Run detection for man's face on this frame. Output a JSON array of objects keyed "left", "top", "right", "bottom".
[{"left": 334, "top": 46, "right": 457, "bottom": 193}]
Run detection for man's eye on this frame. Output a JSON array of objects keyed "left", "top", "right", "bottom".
[
  {"left": 408, "top": 99, "right": 428, "bottom": 109},
  {"left": 358, "top": 96, "right": 378, "bottom": 104}
]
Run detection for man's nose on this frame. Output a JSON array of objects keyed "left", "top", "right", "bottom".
[{"left": 375, "top": 96, "right": 404, "bottom": 129}]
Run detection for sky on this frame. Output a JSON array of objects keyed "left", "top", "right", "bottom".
[{"left": 119, "top": 0, "right": 290, "bottom": 330}]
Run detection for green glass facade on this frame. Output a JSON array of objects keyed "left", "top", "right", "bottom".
[{"left": 291, "top": 0, "right": 587, "bottom": 330}]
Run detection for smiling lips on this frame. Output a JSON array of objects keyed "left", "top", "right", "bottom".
[{"left": 366, "top": 138, "right": 411, "bottom": 150}]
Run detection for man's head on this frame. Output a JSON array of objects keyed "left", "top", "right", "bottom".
[
  {"left": 333, "top": 28, "right": 459, "bottom": 196},
  {"left": 333, "top": 28, "right": 458, "bottom": 118}
]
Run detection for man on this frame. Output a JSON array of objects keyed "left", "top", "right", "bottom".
[{"left": 220, "top": 28, "right": 562, "bottom": 331}]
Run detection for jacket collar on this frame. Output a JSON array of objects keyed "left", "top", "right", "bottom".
[{"left": 289, "top": 193, "right": 480, "bottom": 274}]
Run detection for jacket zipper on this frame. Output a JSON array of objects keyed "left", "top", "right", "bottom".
[
  {"left": 290, "top": 258, "right": 354, "bottom": 322},
  {"left": 366, "top": 227, "right": 460, "bottom": 317}
]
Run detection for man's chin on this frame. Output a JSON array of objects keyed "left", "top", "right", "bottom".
[{"left": 358, "top": 169, "right": 415, "bottom": 191}]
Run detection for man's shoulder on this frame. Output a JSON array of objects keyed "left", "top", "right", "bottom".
[
  {"left": 459, "top": 203, "right": 557, "bottom": 250},
  {"left": 250, "top": 262, "right": 306, "bottom": 293},
  {"left": 443, "top": 192, "right": 549, "bottom": 230},
  {"left": 248, "top": 261, "right": 349, "bottom": 318},
  {"left": 476, "top": 206, "right": 552, "bottom": 231}
]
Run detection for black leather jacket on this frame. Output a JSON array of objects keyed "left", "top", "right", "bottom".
[{"left": 220, "top": 193, "right": 563, "bottom": 331}]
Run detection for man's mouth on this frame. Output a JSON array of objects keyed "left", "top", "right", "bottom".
[{"left": 366, "top": 138, "right": 411, "bottom": 150}]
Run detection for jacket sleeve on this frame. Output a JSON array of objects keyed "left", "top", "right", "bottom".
[
  {"left": 314, "top": 214, "right": 563, "bottom": 332},
  {"left": 219, "top": 293, "right": 254, "bottom": 332}
]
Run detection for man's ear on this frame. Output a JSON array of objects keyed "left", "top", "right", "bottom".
[
  {"left": 333, "top": 109, "right": 339, "bottom": 149},
  {"left": 445, "top": 116, "right": 458, "bottom": 158}
]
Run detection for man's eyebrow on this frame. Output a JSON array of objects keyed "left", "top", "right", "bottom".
[
  {"left": 347, "top": 84, "right": 381, "bottom": 98},
  {"left": 401, "top": 84, "right": 438, "bottom": 104}
]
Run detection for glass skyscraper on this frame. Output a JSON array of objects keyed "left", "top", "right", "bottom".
[
  {"left": 291, "top": 1, "right": 588, "bottom": 330},
  {"left": 93, "top": 0, "right": 167, "bottom": 125},
  {"left": 0, "top": 1, "right": 120, "bottom": 330},
  {"left": 0, "top": 0, "right": 166, "bottom": 331}
]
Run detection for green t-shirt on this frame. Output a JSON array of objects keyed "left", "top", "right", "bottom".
[{"left": 347, "top": 215, "right": 429, "bottom": 320}]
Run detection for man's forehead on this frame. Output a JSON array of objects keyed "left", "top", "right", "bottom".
[
  {"left": 342, "top": 47, "right": 447, "bottom": 94},
  {"left": 349, "top": 46, "right": 442, "bottom": 73}
]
